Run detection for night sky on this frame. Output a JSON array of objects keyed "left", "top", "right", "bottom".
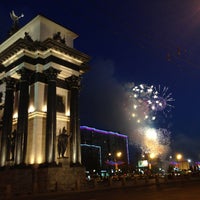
[{"left": 1, "top": 0, "right": 200, "bottom": 161}]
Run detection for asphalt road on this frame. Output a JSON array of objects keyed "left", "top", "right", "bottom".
[{"left": 8, "top": 180, "right": 200, "bottom": 200}]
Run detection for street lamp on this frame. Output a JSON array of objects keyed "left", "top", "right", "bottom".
[
  {"left": 115, "top": 151, "right": 122, "bottom": 171},
  {"left": 116, "top": 151, "right": 122, "bottom": 158},
  {"left": 176, "top": 153, "right": 183, "bottom": 171},
  {"left": 149, "top": 153, "right": 155, "bottom": 159},
  {"left": 148, "top": 153, "right": 156, "bottom": 170},
  {"left": 176, "top": 153, "right": 182, "bottom": 161}
]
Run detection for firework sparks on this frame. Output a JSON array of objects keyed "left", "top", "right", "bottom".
[
  {"left": 135, "top": 127, "right": 171, "bottom": 159},
  {"left": 125, "top": 82, "right": 173, "bottom": 160},
  {"left": 127, "top": 83, "right": 174, "bottom": 124}
]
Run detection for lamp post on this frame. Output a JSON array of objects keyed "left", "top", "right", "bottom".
[
  {"left": 176, "top": 154, "right": 182, "bottom": 161},
  {"left": 176, "top": 153, "right": 183, "bottom": 171},
  {"left": 115, "top": 151, "right": 122, "bottom": 171},
  {"left": 149, "top": 153, "right": 155, "bottom": 170}
]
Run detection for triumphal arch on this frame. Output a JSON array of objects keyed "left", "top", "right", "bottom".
[{"left": 0, "top": 13, "right": 90, "bottom": 193}]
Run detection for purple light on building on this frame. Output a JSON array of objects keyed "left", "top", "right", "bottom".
[
  {"left": 80, "top": 126, "right": 130, "bottom": 164},
  {"left": 80, "top": 126, "right": 127, "bottom": 138}
]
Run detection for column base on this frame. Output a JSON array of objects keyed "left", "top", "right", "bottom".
[
  {"left": 70, "top": 162, "right": 83, "bottom": 167},
  {"left": 57, "top": 157, "right": 69, "bottom": 167}
]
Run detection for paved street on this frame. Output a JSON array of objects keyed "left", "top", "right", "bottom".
[{"left": 10, "top": 180, "right": 200, "bottom": 200}]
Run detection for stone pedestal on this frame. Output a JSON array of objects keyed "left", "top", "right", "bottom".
[
  {"left": 0, "top": 164, "right": 86, "bottom": 195},
  {"left": 44, "top": 165, "right": 86, "bottom": 192},
  {"left": 58, "top": 157, "right": 70, "bottom": 167}
]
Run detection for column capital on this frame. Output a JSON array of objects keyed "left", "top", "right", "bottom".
[
  {"left": 17, "top": 67, "right": 33, "bottom": 81},
  {"left": 3, "top": 77, "right": 16, "bottom": 90},
  {"left": 43, "top": 67, "right": 61, "bottom": 81},
  {"left": 65, "top": 75, "right": 81, "bottom": 89}
]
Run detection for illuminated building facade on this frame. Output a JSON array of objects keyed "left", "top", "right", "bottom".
[
  {"left": 0, "top": 15, "right": 90, "bottom": 167},
  {"left": 80, "top": 126, "right": 129, "bottom": 172}
]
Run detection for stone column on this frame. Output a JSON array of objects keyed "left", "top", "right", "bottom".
[
  {"left": 0, "top": 77, "right": 15, "bottom": 166},
  {"left": 66, "top": 75, "right": 81, "bottom": 165},
  {"left": 15, "top": 68, "right": 32, "bottom": 165},
  {"left": 43, "top": 67, "right": 60, "bottom": 164}
]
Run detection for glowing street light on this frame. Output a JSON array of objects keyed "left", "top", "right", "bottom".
[
  {"left": 116, "top": 151, "right": 122, "bottom": 158},
  {"left": 176, "top": 153, "right": 183, "bottom": 161},
  {"left": 149, "top": 153, "right": 156, "bottom": 159},
  {"left": 148, "top": 153, "right": 156, "bottom": 170},
  {"left": 115, "top": 151, "right": 122, "bottom": 171}
]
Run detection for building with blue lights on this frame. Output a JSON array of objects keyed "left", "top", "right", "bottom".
[{"left": 80, "top": 126, "right": 129, "bottom": 173}]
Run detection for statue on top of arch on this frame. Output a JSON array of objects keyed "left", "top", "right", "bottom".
[{"left": 9, "top": 10, "right": 24, "bottom": 35}]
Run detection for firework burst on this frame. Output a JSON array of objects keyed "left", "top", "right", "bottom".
[
  {"left": 125, "top": 82, "right": 174, "bottom": 161},
  {"left": 153, "top": 85, "right": 174, "bottom": 117},
  {"left": 127, "top": 83, "right": 174, "bottom": 124},
  {"left": 134, "top": 127, "right": 171, "bottom": 160}
]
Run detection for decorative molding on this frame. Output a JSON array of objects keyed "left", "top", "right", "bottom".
[
  {"left": 0, "top": 38, "right": 90, "bottom": 65},
  {"left": 24, "top": 32, "right": 33, "bottom": 42},
  {"left": 53, "top": 32, "right": 65, "bottom": 44}
]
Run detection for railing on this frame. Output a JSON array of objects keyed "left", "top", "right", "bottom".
[
  {"left": 80, "top": 174, "right": 200, "bottom": 191},
  {"left": 1, "top": 173, "right": 200, "bottom": 199}
]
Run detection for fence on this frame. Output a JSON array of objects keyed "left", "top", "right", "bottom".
[
  {"left": 81, "top": 174, "right": 200, "bottom": 191},
  {"left": 1, "top": 172, "right": 200, "bottom": 199}
]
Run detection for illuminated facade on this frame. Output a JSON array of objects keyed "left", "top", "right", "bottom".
[
  {"left": 80, "top": 126, "right": 129, "bottom": 171},
  {"left": 0, "top": 15, "right": 90, "bottom": 167}
]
